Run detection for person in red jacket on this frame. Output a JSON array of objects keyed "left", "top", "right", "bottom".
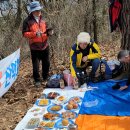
[{"left": 22, "top": 1, "right": 53, "bottom": 86}]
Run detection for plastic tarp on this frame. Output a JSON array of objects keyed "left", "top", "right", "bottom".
[{"left": 79, "top": 80, "right": 130, "bottom": 116}]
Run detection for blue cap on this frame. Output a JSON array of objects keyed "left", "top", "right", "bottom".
[{"left": 29, "top": 1, "right": 43, "bottom": 14}]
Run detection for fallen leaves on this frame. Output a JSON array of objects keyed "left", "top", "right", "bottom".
[{"left": 0, "top": 42, "right": 120, "bottom": 130}]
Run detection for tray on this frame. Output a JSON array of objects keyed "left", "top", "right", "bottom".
[{"left": 26, "top": 118, "right": 40, "bottom": 129}]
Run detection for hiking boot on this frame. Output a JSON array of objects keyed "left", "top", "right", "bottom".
[
  {"left": 112, "top": 83, "right": 120, "bottom": 90},
  {"left": 35, "top": 81, "right": 41, "bottom": 87},
  {"left": 42, "top": 76, "right": 49, "bottom": 82}
]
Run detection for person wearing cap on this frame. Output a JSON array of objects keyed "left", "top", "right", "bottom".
[
  {"left": 22, "top": 1, "right": 53, "bottom": 86},
  {"left": 70, "top": 32, "right": 101, "bottom": 82},
  {"left": 116, "top": 50, "right": 130, "bottom": 90}
]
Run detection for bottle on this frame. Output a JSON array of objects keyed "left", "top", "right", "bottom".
[
  {"left": 60, "top": 79, "right": 65, "bottom": 89},
  {"left": 73, "top": 78, "right": 79, "bottom": 89},
  {"left": 68, "top": 124, "right": 78, "bottom": 130}
]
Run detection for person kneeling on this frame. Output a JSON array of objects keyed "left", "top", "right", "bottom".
[
  {"left": 112, "top": 50, "right": 130, "bottom": 90},
  {"left": 70, "top": 32, "right": 111, "bottom": 86}
]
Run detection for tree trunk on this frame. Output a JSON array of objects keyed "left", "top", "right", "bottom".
[
  {"left": 92, "top": 0, "right": 98, "bottom": 43},
  {"left": 2, "top": 0, "right": 22, "bottom": 56},
  {"left": 120, "top": 0, "right": 130, "bottom": 70},
  {"left": 120, "top": 0, "right": 130, "bottom": 50}
]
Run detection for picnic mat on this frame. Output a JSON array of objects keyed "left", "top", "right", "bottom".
[
  {"left": 76, "top": 79, "right": 130, "bottom": 130},
  {"left": 79, "top": 80, "right": 130, "bottom": 116},
  {"left": 14, "top": 87, "right": 85, "bottom": 130}
]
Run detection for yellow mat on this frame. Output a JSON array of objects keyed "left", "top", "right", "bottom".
[{"left": 75, "top": 115, "right": 130, "bottom": 130}]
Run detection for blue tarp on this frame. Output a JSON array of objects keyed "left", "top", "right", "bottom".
[{"left": 79, "top": 80, "right": 130, "bottom": 116}]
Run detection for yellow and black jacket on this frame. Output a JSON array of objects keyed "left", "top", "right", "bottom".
[{"left": 70, "top": 42, "right": 101, "bottom": 77}]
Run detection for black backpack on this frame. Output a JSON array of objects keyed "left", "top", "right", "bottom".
[{"left": 46, "top": 78, "right": 60, "bottom": 88}]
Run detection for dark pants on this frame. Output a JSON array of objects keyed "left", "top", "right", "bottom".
[
  {"left": 31, "top": 47, "right": 50, "bottom": 82},
  {"left": 79, "top": 58, "right": 112, "bottom": 77},
  {"left": 79, "top": 58, "right": 100, "bottom": 76}
]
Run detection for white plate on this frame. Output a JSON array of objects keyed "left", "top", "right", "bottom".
[{"left": 53, "top": 96, "right": 68, "bottom": 105}]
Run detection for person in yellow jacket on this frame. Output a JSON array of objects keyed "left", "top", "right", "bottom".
[{"left": 70, "top": 32, "right": 111, "bottom": 82}]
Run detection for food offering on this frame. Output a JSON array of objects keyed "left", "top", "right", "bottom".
[
  {"left": 69, "top": 96, "right": 82, "bottom": 103},
  {"left": 35, "top": 99, "right": 51, "bottom": 106},
  {"left": 43, "top": 112, "right": 60, "bottom": 121},
  {"left": 54, "top": 96, "right": 68, "bottom": 105},
  {"left": 30, "top": 108, "right": 41, "bottom": 112},
  {"left": 47, "top": 92, "right": 60, "bottom": 99},
  {"left": 47, "top": 105, "right": 63, "bottom": 113},
  {"left": 35, "top": 127, "right": 46, "bottom": 130},
  {"left": 55, "top": 119, "right": 74, "bottom": 128},
  {"left": 38, "top": 121, "right": 55, "bottom": 129},
  {"left": 26, "top": 118, "right": 40, "bottom": 129},
  {"left": 61, "top": 111, "right": 78, "bottom": 119},
  {"left": 64, "top": 101, "right": 80, "bottom": 111}
]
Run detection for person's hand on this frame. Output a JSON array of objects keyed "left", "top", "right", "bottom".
[
  {"left": 82, "top": 56, "right": 88, "bottom": 62},
  {"left": 47, "top": 29, "right": 54, "bottom": 36},
  {"left": 119, "top": 85, "right": 128, "bottom": 91},
  {"left": 36, "top": 31, "right": 42, "bottom": 37}
]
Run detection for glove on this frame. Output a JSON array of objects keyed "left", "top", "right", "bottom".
[
  {"left": 112, "top": 83, "right": 120, "bottom": 90},
  {"left": 36, "top": 31, "right": 42, "bottom": 37}
]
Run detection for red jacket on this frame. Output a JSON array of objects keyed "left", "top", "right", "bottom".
[{"left": 22, "top": 14, "right": 48, "bottom": 50}]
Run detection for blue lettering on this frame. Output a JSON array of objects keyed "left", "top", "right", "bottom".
[{"left": 5, "top": 58, "right": 20, "bottom": 88}]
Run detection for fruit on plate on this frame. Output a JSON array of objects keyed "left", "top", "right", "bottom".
[
  {"left": 39, "top": 99, "right": 48, "bottom": 106},
  {"left": 50, "top": 105, "right": 62, "bottom": 111},
  {"left": 62, "top": 111, "right": 76, "bottom": 119},
  {"left": 68, "top": 100, "right": 75, "bottom": 105},
  {"left": 66, "top": 102, "right": 78, "bottom": 110},
  {"left": 43, "top": 112, "right": 59, "bottom": 120},
  {"left": 72, "top": 97, "right": 81, "bottom": 103},
  {"left": 66, "top": 104, "right": 73, "bottom": 110},
  {"left": 62, "top": 119, "right": 69, "bottom": 126},
  {"left": 47, "top": 92, "right": 59, "bottom": 99},
  {"left": 72, "top": 103, "right": 78, "bottom": 109}
]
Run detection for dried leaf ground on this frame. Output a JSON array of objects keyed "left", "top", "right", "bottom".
[{"left": 0, "top": 43, "right": 120, "bottom": 130}]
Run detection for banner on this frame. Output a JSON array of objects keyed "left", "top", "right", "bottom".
[{"left": 0, "top": 49, "right": 20, "bottom": 97}]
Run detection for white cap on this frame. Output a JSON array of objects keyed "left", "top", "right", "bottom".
[{"left": 77, "top": 32, "right": 90, "bottom": 44}]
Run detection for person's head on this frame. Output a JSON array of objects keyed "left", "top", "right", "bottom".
[
  {"left": 77, "top": 32, "right": 90, "bottom": 50},
  {"left": 29, "top": 1, "right": 43, "bottom": 17},
  {"left": 117, "top": 50, "right": 130, "bottom": 63}
]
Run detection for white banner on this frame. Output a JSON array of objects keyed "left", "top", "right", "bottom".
[{"left": 0, "top": 49, "right": 20, "bottom": 97}]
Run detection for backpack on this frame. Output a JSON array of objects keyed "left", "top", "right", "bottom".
[{"left": 46, "top": 79, "right": 60, "bottom": 88}]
